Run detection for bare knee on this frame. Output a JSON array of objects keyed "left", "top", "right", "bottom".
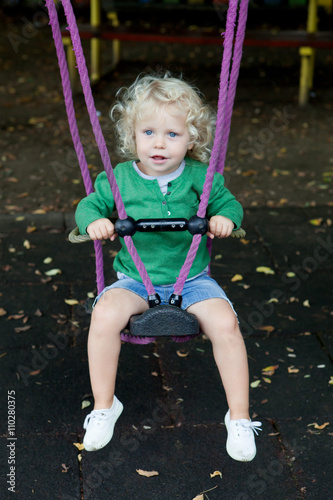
[
  {"left": 92, "top": 299, "right": 124, "bottom": 330},
  {"left": 90, "top": 288, "right": 147, "bottom": 333}
]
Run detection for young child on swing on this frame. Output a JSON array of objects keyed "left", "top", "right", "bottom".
[{"left": 75, "top": 73, "right": 261, "bottom": 461}]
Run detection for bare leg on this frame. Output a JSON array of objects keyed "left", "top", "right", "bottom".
[
  {"left": 187, "top": 298, "right": 249, "bottom": 420},
  {"left": 87, "top": 288, "right": 148, "bottom": 410}
]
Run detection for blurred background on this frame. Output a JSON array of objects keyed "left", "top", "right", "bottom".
[{"left": 0, "top": 0, "right": 332, "bottom": 213}]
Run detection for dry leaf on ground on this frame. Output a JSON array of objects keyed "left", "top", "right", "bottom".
[
  {"left": 45, "top": 268, "right": 62, "bottom": 276},
  {"left": 231, "top": 274, "right": 243, "bottom": 282},
  {"left": 176, "top": 350, "right": 189, "bottom": 357},
  {"left": 64, "top": 299, "right": 79, "bottom": 306},
  {"left": 136, "top": 469, "right": 159, "bottom": 477},
  {"left": 262, "top": 365, "right": 279, "bottom": 376},
  {"left": 210, "top": 470, "right": 222, "bottom": 478},
  {"left": 308, "top": 422, "right": 329, "bottom": 430},
  {"left": 73, "top": 442, "right": 84, "bottom": 450},
  {"left": 256, "top": 266, "right": 275, "bottom": 275},
  {"left": 250, "top": 380, "right": 261, "bottom": 388}
]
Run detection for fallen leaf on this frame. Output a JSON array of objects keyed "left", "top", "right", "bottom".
[
  {"left": 32, "top": 209, "right": 46, "bottom": 214},
  {"left": 23, "top": 240, "right": 31, "bottom": 249},
  {"left": 309, "top": 218, "right": 323, "bottom": 226},
  {"left": 45, "top": 269, "right": 62, "bottom": 276},
  {"left": 81, "top": 400, "right": 91, "bottom": 410},
  {"left": 64, "top": 299, "right": 79, "bottom": 306},
  {"left": 308, "top": 422, "right": 329, "bottom": 430},
  {"left": 262, "top": 377, "right": 271, "bottom": 383},
  {"left": 15, "top": 326, "right": 31, "bottom": 333},
  {"left": 176, "top": 350, "right": 189, "bottom": 357},
  {"left": 210, "top": 470, "right": 222, "bottom": 478},
  {"left": 29, "top": 369, "right": 41, "bottom": 376},
  {"left": 250, "top": 380, "right": 261, "bottom": 388},
  {"left": 61, "top": 464, "right": 70, "bottom": 473},
  {"left": 329, "top": 376, "right": 333, "bottom": 386},
  {"left": 109, "top": 250, "right": 118, "bottom": 258},
  {"left": 73, "top": 442, "right": 84, "bottom": 450},
  {"left": 26, "top": 225, "right": 36, "bottom": 233},
  {"left": 256, "top": 266, "right": 275, "bottom": 275},
  {"left": 262, "top": 365, "right": 279, "bottom": 376},
  {"left": 0, "top": 308, "right": 7, "bottom": 316},
  {"left": 43, "top": 257, "right": 53, "bottom": 264},
  {"left": 231, "top": 274, "right": 243, "bottom": 282},
  {"left": 258, "top": 325, "right": 275, "bottom": 333},
  {"left": 242, "top": 169, "right": 258, "bottom": 176},
  {"left": 0, "top": 352, "right": 7, "bottom": 359},
  {"left": 193, "top": 496, "right": 204, "bottom": 500},
  {"left": 303, "top": 300, "right": 310, "bottom": 308},
  {"left": 7, "top": 314, "right": 25, "bottom": 320},
  {"left": 136, "top": 469, "right": 159, "bottom": 477},
  {"left": 266, "top": 297, "right": 279, "bottom": 304},
  {"left": 288, "top": 367, "right": 299, "bottom": 374}
]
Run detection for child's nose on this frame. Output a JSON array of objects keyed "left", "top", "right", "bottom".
[{"left": 154, "top": 135, "right": 165, "bottom": 148}]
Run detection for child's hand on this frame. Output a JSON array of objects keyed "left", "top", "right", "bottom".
[
  {"left": 207, "top": 215, "right": 234, "bottom": 239},
  {"left": 87, "top": 218, "right": 117, "bottom": 241}
]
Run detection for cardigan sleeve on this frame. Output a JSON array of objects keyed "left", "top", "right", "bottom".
[
  {"left": 206, "top": 172, "right": 243, "bottom": 229},
  {"left": 75, "top": 172, "right": 116, "bottom": 234}
]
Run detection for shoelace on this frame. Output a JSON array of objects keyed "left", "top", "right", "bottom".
[
  {"left": 239, "top": 420, "right": 262, "bottom": 436},
  {"left": 83, "top": 410, "right": 109, "bottom": 429}
]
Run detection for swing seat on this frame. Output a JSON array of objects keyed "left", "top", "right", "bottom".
[{"left": 129, "top": 305, "right": 200, "bottom": 338}]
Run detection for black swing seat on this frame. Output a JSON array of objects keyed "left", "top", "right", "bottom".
[{"left": 129, "top": 305, "right": 200, "bottom": 338}]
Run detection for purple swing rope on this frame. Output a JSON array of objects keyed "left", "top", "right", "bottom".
[
  {"left": 45, "top": 0, "right": 105, "bottom": 293},
  {"left": 217, "top": 0, "right": 250, "bottom": 173},
  {"left": 46, "top": 0, "right": 156, "bottom": 298},
  {"left": 173, "top": 0, "right": 243, "bottom": 296}
]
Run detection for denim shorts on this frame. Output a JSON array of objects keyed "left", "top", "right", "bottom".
[{"left": 94, "top": 272, "right": 237, "bottom": 316}]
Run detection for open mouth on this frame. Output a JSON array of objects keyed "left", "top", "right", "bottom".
[{"left": 151, "top": 155, "right": 167, "bottom": 161}]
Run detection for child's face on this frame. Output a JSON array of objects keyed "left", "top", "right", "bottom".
[{"left": 134, "top": 104, "right": 193, "bottom": 177}]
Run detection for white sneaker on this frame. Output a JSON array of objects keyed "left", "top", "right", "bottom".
[
  {"left": 83, "top": 396, "right": 123, "bottom": 451},
  {"left": 224, "top": 409, "right": 262, "bottom": 462}
]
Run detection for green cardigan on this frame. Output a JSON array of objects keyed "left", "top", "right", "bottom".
[{"left": 75, "top": 157, "right": 243, "bottom": 285}]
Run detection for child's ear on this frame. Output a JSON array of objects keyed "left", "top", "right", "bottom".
[{"left": 187, "top": 142, "right": 194, "bottom": 151}]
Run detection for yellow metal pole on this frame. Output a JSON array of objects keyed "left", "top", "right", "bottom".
[
  {"left": 90, "top": 0, "right": 101, "bottom": 84},
  {"left": 107, "top": 11, "right": 121, "bottom": 68},
  {"left": 298, "top": 0, "right": 318, "bottom": 105},
  {"left": 63, "top": 37, "right": 78, "bottom": 90},
  {"left": 299, "top": 47, "right": 312, "bottom": 106},
  {"left": 307, "top": 0, "right": 318, "bottom": 32}
]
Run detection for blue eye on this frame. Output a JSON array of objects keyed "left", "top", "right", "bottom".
[
  {"left": 169, "top": 132, "right": 177, "bottom": 138},
  {"left": 144, "top": 130, "right": 153, "bottom": 136}
]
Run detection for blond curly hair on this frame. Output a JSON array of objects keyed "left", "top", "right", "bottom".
[{"left": 110, "top": 73, "right": 216, "bottom": 164}]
